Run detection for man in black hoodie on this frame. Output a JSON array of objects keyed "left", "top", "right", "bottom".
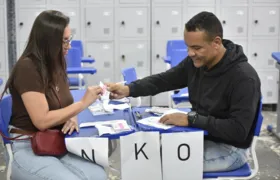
[{"left": 107, "top": 11, "right": 261, "bottom": 172}]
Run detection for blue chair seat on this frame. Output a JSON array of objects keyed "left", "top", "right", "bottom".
[
  {"left": 171, "top": 88, "right": 189, "bottom": 104},
  {"left": 203, "top": 163, "right": 251, "bottom": 178},
  {"left": 68, "top": 77, "right": 85, "bottom": 86}
]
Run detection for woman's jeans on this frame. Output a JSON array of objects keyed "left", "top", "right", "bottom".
[
  {"left": 203, "top": 140, "right": 248, "bottom": 172},
  {"left": 10, "top": 134, "right": 107, "bottom": 180}
]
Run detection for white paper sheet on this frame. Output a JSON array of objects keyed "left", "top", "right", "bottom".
[
  {"left": 80, "top": 119, "right": 132, "bottom": 135},
  {"left": 137, "top": 109, "right": 188, "bottom": 129},
  {"left": 137, "top": 117, "right": 174, "bottom": 129},
  {"left": 120, "top": 132, "right": 163, "bottom": 180},
  {"left": 161, "top": 132, "right": 204, "bottom": 180},
  {"left": 65, "top": 137, "right": 109, "bottom": 168}
]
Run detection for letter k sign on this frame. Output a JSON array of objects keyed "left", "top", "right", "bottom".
[
  {"left": 135, "top": 143, "right": 149, "bottom": 160},
  {"left": 120, "top": 132, "right": 163, "bottom": 180}
]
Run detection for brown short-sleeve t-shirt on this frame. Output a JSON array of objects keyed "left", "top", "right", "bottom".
[{"left": 10, "top": 58, "right": 74, "bottom": 132}]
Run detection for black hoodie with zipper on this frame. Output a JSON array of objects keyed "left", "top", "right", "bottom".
[{"left": 128, "top": 39, "right": 261, "bottom": 149}]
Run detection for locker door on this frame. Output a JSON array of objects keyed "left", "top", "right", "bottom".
[
  {"left": 119, "top": 40, "right": 150, "bottom": 79},
  {"left": 258, "top": 70, "right": 278, "bottom": 104},
  {"left": 250, "top": 39, "right": 278, "bottom": 69},
  {"left": 0, "top": 9, "right": 4, "bottom": 39},
  {"left": 119, "top": 0, "right": 148, "bottom": 3},
  {"left": 187, "top": 0, "right": 215, "bottom": 4},
  {"left": 17, "top": 0, "right": 46, "bottom": 6},
  {"left": 221, "top": 7, "right": 248, "bottom": 37},
  {"left": 221, "top": 0, "right": 248, "bottom": 3},
  {"left": 85, "top": 7, "right": 114, "bottom": 39},
  {"left": 0, "top": 42, "right": 6, "bottom": 72},
  {"left": 152, "top": 40, "right": 170, "bottom": 106},
  {"left": 153, "top": 7, "right": 182, "bottom": 37},
  {"left": 119, "top": 8, "right": 148, "bottom": 38},
  {"left": 185, "top": 7, "right": 215, "bottom": 21},
  {"left": 85, "top": 42, "right": 114, "bottom": 85},
  {"left": 0, "top": 74, "right": 7, "bottom": 94},
  {"left": 0, "top": 0, "right": 4, "bottom": 5},
  {"left": 254, "top": 0, "right": 280, "bottom": 2},
  {"left": 119, "top": 40, "right": 150, "bottom": 106},
  {"left": 252, "top": 7, "right": 279, "bottom": 36},
  {"left": 54, "top": 8, "right": 80, "bottom": 39},
  {"left": 86, "top": 0, "right": 113, "bottom": 4},
  {"left": 50, "top": 0, "right": 79, "bottom": 5},
  {"left": 18, "top": 42, "right": 27, "bottom": 59},
  {"left": 153, "top": 0, "right": 182, "bottom": 3},
  {"left": 18, "top": 9, "right": 45, "bottom": 42}
]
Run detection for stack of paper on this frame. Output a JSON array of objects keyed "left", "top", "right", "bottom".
[
  {"left": 137, "top": 109, "right": 188, "bottom": 129},
  {"left": 80, "top": 120, "right": 132, "bottom": 136}
]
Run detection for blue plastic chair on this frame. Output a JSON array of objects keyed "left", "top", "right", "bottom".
[
  {"left": 0, "top": 94, "right": 13, "bottom": 180},
  {"left": 66, "top": 47, "right": 97, "bottom": 89},
  {"left": 163, "top": 40, "right": 189, "bottom": 107},
  {"left": 121, "top": 67, "right": 141, "bottom": 107},
  {"left": 71, "top": 40, "right": 95, "bottom": 64},
  {"left": 203, "top": 98, "right": 263, "bottom": 179}
]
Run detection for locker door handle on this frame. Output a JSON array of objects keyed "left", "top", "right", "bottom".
[
  {"left": 156, "top": 21, "right": 160, "bottom": 25},
  {"left": 254, "top": 53, "right": 258, "bottom": 57},
  {"left": 222, "top": 20, "right": 226, "bottom": 24},
  {"left": 121, "top": 55, "right": 125, "bottom": 59},
  {"left": 87, "top": 21, "right": 91, "bottom": 25},
  {"left": 88, "top": 55, "right": 91, "bottom": 57},
  {"left": 121, "top": 21, "right": 125, "bottom": 25},
  {"left": 156, "top": 54, "right": 160, "bottom": 58},
  {"left": 254, "top": 20, "right": 258, "bottom": 24},
  {"left": 19, "top": 22, "right": 23, "bottom": 26}
]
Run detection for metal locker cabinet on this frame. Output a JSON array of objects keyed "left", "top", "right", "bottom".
[
  {"left": 119, "top": 7, "right": 148, "bottom": 38},
  {"left": 85, "top": 42, "right": 114, "bottom": 85},
  {"left": 252, "top": 7, "right": 280, "bottom": 36},
  {"left": 250, "top": 39, "right": 279, "bottom": 69},
  {"left": 220, "top": 7, "right": 248, "bottom": 37},
  {"left": 85, "top": 7, "right": 114, "bottom": 40},
  {"left": 153, "top": 7, "right": 182, "bottom": 38}
]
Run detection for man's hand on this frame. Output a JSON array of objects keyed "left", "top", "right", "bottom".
[
  {"left": 159, "top": 113, "right": 189, "bottom": 126},
  {"left": 62, "top": 116, "right": 79, "bottom": 135},
  {"left": 105, "top": 83, "right": 130, "bottom": 99}
]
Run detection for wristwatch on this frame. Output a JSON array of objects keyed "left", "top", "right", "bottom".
[{"left": 188, "top": 111, "right": 197, "bottom": 126}]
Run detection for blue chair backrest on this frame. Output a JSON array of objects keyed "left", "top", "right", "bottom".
[
  {"left": 122, "top": 67, "right": 137, "bottom": 84},
  {"left": 66, "top": 47, "right": 82, "bottom": 68},
  {"left": 166, "top": 40, "right": 188, "bottom": 68},
  {"left": 71, "top": 40, "right": 84, "bottom": 57},
  {"left": 254, "top": 98, "right": 263, "bottom": 136},
  {"left": 0, "top": 95, "right": 12, "bottom": 144}
]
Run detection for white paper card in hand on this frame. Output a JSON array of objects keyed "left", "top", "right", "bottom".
[
  {"left": 137, "top": 117, "right": 174, "bottom": 129},
  {"left": 99, "top": 81, "right": 110, "bottom": 101},
  {"left": 65, "top": 137, "right": 109, "bottom": 168}
]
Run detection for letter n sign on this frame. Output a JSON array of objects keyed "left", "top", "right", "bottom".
[{"left": 161, "top": 131, "right": 204, "bottom": 180}]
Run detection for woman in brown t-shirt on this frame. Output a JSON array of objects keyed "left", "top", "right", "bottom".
[{"left": 1, "top": 10, "right": 107, "bottom": 180}]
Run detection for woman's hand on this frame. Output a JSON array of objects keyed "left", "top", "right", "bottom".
[{"left": 62, "top": 116, "right": 79, "bottom": 135}]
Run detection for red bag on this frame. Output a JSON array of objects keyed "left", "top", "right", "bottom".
[
  {"left": 31, "top": 129, "right": 67, "bottom": 156},
  {"left": 6, "top": 128, "right": 68, "bottom": 156}
]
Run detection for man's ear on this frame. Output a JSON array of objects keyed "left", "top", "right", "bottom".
[{"left": 212, "top": 36, "right": 222, "bottom": 49}]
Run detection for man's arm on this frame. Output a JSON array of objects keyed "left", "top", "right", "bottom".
[
  {"left": 190, "top": 78, "right": 260, "bottom": 143},
  {"left": 128, "top": 58, "right": 190, "bottom": 97}
]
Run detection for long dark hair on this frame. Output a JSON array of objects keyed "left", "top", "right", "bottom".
[{"left": 1, "top": 10, "right": 69, "bottom": 98}]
